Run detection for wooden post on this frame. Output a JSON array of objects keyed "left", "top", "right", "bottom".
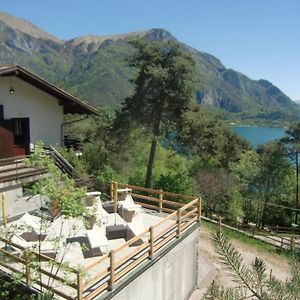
[
  {"left": 290, "top": 235, "right": 295, "bottom": 250},
  {"left": 110, "top": 181, "right": 114, "bottom": 201},
  {"left": 197, "top": 198, "right": 201, "bottom": 223},
  {"left": 177, "top": 208, "right": 182, "bottom": 237},
  {"left": 276, "top": 225, "right": 279, "bottom": 236},
  {"left": 159, "top": 190, "right": 163, "bottom": 213},
  {"left": 113, "top": 182, "right": 118, "bottom": 213},
  {"left": 217, "top": 217, "right": 221, "bottom": 235},
  {"left": 109, "top": 250, "right": 115, "bottom": 291},
  {"left": 281, "top": 237, "right": 284, "bottom": 249},
  {"left": 24, "top": 251, "right": 31, "bottom": 286},
  {"left": 149, "top": 226, "right": 154, "bottom": 259},
  {"left": 77, "top": 272, "right": 83, "bottom": 300},
  {"left": 1, "top": 193, "right": 7, "bottom": 226},
  {"left": 251, "top": 226, "right": 255, "bottom": 237}
]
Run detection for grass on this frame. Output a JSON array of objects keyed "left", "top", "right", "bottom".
[{"left": 202, "top": 219, "right": 291, "bottom": 257}]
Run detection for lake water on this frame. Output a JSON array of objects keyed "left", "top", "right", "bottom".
[{"left": 232, "top": 126, "right": 286, "bottom": 148}]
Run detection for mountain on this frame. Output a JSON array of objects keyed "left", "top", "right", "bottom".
[{"left": 0, "top": 12, "right": 298, "bottom": 121}]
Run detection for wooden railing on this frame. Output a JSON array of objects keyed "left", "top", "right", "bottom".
[
  {"left": 0, "top": 236, "right": 81, "bottom": 300},
  {"left": 0, "top": 183, "right": 201, "bottom": 299},
  {"left": 236, "top": 223, "right": 300, "bottom": 250},
  {"left": 204, "top": 216, "right": 300, "bottom": 251},
  {"left": 81, "top": 183, "right": 201, "bottom": 299}
]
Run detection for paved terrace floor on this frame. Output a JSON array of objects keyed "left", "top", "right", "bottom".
[{"left": 0, "top": 207, "right": 177, "bottom": 299}]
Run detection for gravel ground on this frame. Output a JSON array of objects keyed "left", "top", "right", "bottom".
[{"left": 189, "top": 225, "right": 291, "bottom": 300}]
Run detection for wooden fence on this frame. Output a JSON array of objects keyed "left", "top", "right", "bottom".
[
  {"left": 0, "top": 183, "right": 201, "bottom": 299},
  {"left": 0, "top": 236, "right": 80, "bottom": 299},
  {"left": 236, "top": 223, "right": 300, "bottom": 250}
]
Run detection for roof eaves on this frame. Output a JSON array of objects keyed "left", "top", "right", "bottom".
[{"left": 0, "top": 65, "right": 100, "bottom": 116}]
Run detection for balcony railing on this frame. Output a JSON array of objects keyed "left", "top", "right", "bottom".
[{"left": 0, "top": 183, "right": 201, "bottom": 299}]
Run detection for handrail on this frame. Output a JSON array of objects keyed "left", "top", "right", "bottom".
[
  {"left": 0, "top": 182, "right": 201, "bottom": 300},
  {"left": 43, "top": 145, "right": 79, "bottom": 179},
  {"left": 122, "top": 183, "right": 196, "bottom": 200},
  {"left": 0, "top": 236, "right": 79, "bottom": 299}
]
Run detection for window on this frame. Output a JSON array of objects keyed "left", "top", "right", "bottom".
[{"left": 12, "top": 118, "right": 29, "bottom": 145}]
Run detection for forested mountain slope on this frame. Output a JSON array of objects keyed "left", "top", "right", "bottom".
[{"left": 0, "top": 12, "right": 298, "bottom": 121}]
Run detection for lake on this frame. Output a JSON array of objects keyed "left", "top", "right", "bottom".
[{"left": 232, "top": 126, "right": 286, "bottom": 148}]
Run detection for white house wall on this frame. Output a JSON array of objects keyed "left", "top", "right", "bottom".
[{"left": 0, "top": 76, "right": 64, "bottom": 146}]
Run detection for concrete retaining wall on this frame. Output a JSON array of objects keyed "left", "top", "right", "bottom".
[{"left": 100, "top": 225, "right": 200, "bottom": 300}]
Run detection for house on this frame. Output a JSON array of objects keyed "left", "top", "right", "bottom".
[
  {"left": 0, "top": 65, "right": 99, "bottom": 158},
  {"left": 0, "top": 65, "right": 99, "bottom": 217}
]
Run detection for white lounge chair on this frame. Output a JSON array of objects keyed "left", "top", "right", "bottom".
[
  {"left": 47, "top": 215, "right": 86, "bottom": 240},
  {"left": 19, "top": 212, "right": 44, "bottom": 233},
  {"left": 56, "top": 241, "right": 85, "bottom": 267},
  {"left": 85, "top": 191, "right": 110, "bottom": 225},
  {"left": 126, "top": 213, "right": 149, "bottom": 245},
  {"left": 118, "top": 194, "right": 141, "bottom": 222},
  {"left": 86, "top": 224, "right": 109, "bottom": 254}
]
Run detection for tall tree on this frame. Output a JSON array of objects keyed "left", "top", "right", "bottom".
[
  {"left": 178, "top": 106, "right": 249, "bottom": 168},
  {"left": 256, "top": 142, "right": 292, "bottom": 226},
  {"left": 229, "top": 150, "right": 260, "bottom": 223},
  {"left": 281, "top": 122, "right": 300, "bottom": 224},
  {"left": 114, "top": 38, "right": 196, "bottom": 187}
]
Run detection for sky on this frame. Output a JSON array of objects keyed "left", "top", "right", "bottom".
[{"left": 1, "top": 0, "right": 300, "bottom": 100}]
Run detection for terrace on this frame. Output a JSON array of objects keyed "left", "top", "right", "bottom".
[{"left": 0, "top": 182, "right": 201, "bottom": 300}]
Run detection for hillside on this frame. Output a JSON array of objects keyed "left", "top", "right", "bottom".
[{"left": 0, "top": 12, "right": 299, "bottom": 122}]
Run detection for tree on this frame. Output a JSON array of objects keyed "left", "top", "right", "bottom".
[
  {"left": 197, "top": 168, "right": 235, "bottom": 218},
  {"left": 229, "top": 150, "right": 260, "bottom": 223},
  {"left": 205, "top": 230, "right": 300, "bottom": 300},
  {"left": 114, "top": 38, "right": 196, "bottom": 187},
  {"left": 281, "top": 122, "right": 300, "bottom": 224},
  {"left": 178, "top": 106, "right": 249, "bottom": 168},
  {"left": 256, "top": 142, "right": 293, "bottom": 226}
]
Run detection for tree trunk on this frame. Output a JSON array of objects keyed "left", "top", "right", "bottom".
[
  {"left": 296, "top": 153, "right": 299, "bottom": 223},
  {"left": 145, "top": 138, "right": 157, "bottom": 188},
  {"left": 145, "top": 115, "right": 162, "bottom": 188}
]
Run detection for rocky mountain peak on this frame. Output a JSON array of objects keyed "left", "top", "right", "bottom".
[
  {"left": 0, "top": 12, "right": 61, "bottom": 43},
  {"left": 0, "top": 13, "right": 298, "bottom": 120},
  {"left": 143, "top": 28, "right": 175, "bottom": 41}
]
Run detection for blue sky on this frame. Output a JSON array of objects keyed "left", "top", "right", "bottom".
[{"left": 1, "top": 0, "right": 300, "bottom": 100}]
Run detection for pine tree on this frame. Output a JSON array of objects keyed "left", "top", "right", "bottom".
[{"left": 205, "top": 230, "right": 300, "bottom": 300}]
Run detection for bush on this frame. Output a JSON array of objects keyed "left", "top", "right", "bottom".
[{"left": 154, "top": 171, "right": 194, "bottom": 197}]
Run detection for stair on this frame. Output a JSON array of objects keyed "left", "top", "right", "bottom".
[
  {"left": 0, "top": 156, "right": 45, "bottom": 184},
  {"left": 43, "top": 145, "right": 96, "bottom": 190},
  {"left": 43, "top": 145, "right": 79, "bottom": 180}
]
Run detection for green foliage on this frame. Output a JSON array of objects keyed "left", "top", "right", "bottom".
[
  {"left": 255, "top": 142, "right": 293, "bottom": 225},
  {"left": 205, "top": 230, "right": 300, "bottom": 300},
  {"left": 178, "top": 105, "right": 250, "bottom": 168},
  {"left": 96, "top": 165, "right": 124, "bottom": 185},
  {"left": 227, "top": 189, "right": 244, "bottom": 223},
  {"left": 197, "top": 168, "right": 236, "bottom": 217},
  {"left": 58, "top": 147, "right": 89, "bottom": 177},
  {"left": 154, "top": 171, "right": 194, "bottom": 197},
  {"left": 281, "top": 122, "right": 300, "bottom": 224},
  {"left": 25, "top": 141, "right": 88, "bottom": 219},
  {"left": 3, "top": 20, "right": 300, "bottom": 123},
  {"left": 229, "top": 144, "right": 295, "bottom": 226},
  {"left": 114, "top": 38, "right": 196, "bottom": 187}
]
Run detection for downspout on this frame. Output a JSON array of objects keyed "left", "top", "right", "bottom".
[{"left": 60, "top": 116, "right": 89, "bottom": 147}]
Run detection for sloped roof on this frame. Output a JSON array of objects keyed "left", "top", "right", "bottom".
[{"left": 0, "top": 65, "right": 100, "bottom": 115}]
